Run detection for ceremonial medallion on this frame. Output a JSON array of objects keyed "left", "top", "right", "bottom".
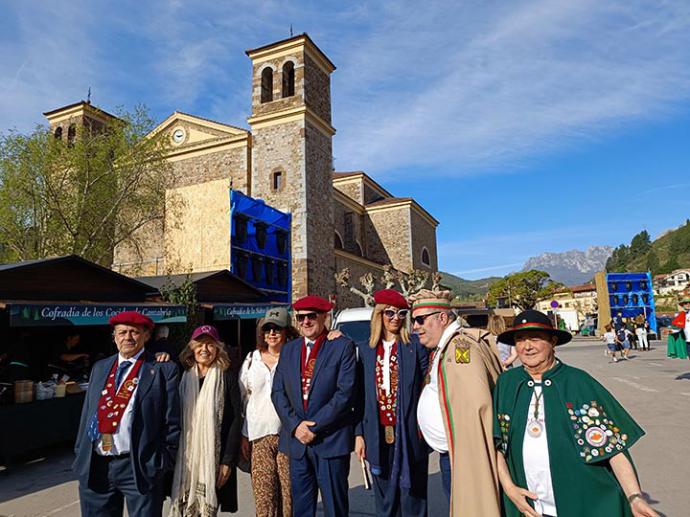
[
  {"left": 102, "top": 433, "right": 113, "bottom": 452},
  {"left": 384, "top": 425, "right": 395, "bottom": 444},
  {"left": 527, "top": 419, "right": 543, "bottom": 438}
]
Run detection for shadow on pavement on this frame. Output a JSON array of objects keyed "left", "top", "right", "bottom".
[{"left": 0, "top": 446, "right": 75, "bottom": 503}]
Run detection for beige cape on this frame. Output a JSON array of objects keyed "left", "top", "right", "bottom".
[{"left": 437, "top": 328, "right": 503, "bottom": 516}]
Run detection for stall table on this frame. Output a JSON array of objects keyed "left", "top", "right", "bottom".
[{"left": 0, "top": 392, "right": 85, "bottom": 467}]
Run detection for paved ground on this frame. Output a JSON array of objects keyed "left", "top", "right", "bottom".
[{"left": 1, "top": 338, "right": 688, "bottom": 516}]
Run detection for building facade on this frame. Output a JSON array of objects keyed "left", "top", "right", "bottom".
[{"left": 44, "top": 34, "right": 439, "bottom": 307}]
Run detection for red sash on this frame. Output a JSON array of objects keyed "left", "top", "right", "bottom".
[
  {"left": 300, "top": 332, "right": 327, "bottom": 409},
  {"left": 96, "top": 358, "right": 144, "bottom": 433},
  {"left": 375, "top": 340, "right": 398, "bottom": 427}
]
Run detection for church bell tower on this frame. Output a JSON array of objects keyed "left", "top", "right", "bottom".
[{"left": 246, "top": 34, "right": 337, "bottom": 299}]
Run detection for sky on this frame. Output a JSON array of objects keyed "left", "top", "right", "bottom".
[{"left": 2, "top": 0, "right": 689, "bottom": 279}]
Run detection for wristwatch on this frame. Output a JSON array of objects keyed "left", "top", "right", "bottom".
[{"left": 627, "top": 493, "right": 643, "bottom": 504}]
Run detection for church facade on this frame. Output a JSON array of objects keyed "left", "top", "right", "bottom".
[{"left": 45, "top": 34, "right": 439, "bottom": 308}]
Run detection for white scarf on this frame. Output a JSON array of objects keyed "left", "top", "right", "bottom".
[{"left": 170, "top": 364, "right": 225, "bottom": 517}]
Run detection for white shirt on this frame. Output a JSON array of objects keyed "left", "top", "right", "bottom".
[
  {"left": 380, "top": 339, "right": 396, "bottom": 395},
  {"left": 603, "top": 331, "right": 615, "bottom": 344},
  {"left": 239, "top": 350, "right": 282, "bottom": 441},
  {"left": 685, "top": 311, "right": 690, "bottom": 341},
  {"left": 417, "top": 320, "right": 461, "bottom": 453},
  {"left": 95, "top": 349, "right": 144, "bottom": 456},
  {"left": 522, "top": 384, "right": 557, "bottom": 516}
]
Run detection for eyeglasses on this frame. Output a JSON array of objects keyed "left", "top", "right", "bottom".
[
  {"left": 262, "top": 324, "right": 283, "bottom": 334},
  {"left": 384, "top": 309, "right": 409, "bottom": 320},
  {"left": 296, "top": 312, "right": 319, "bottom": 323},
  {"left": 412, "top": 311, "right": 441, "bottom": 326}
]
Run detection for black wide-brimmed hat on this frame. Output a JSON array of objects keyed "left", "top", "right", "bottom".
[{"left": 497, "top": 310, "right": 572, "bottom": 346}]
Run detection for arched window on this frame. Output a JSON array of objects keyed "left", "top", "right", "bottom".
[
  {"left": 67, "top": 124, "right": 76, "bottom": 146},
  {"left": 334, "top": 232, "right": 344, "bottom": 250},
  {"left": 261, "top": 68, "right": 273, "bottom": 103},
  {"left": 271, "top": 170, "right": 284, "bottom": 191},
  {"left": 354, "top": 241, "right": 364, "bottom": 257},
  {"left": 282, "top": 61, "right": 295, "bottom": 98},
  {"left": 421, "top": 247, "right": 431, "bottom": 267},
  {"left": 54, "top": 127, "right": 63, "bottom": 140}
]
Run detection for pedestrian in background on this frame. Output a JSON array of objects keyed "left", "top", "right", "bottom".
[
  {"left": 170, "top": 325, "right": 242, "bottom": 516},
  {"left": 488, "top": 314, "right": 518, "bottom": 370},
  {"left": 494, "top": 310, "right": 658, "bottom": 517},
  {"left": 602, "top": 324, "right": 619, "bottom": 362},
  {"left": 354, "top": 289, "right": 429, "bottom": 517},
  {"left": 635, "top": 316, "right": 649, "bottom": 352},
  {"left": 239, "top": 308, "right": 297, "bottom": 517}
]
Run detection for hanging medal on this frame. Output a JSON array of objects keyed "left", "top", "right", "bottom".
[{"left": 527, "top": 387, "right": 544, "bottom": 438}]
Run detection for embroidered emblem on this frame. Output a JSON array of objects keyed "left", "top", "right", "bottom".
[
  {"left": 585, "top": 426, "right": 607, "bottom": 447},
  {"left": 455, "top": 344, "right": 470, "bottom": 364}
]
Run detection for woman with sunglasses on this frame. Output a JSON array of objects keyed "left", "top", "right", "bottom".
[
  {"left": 354, "top": 289, "right": 430, "bottom": 517},
  {"left": 239, "top": 308, "right": 298, "bottom": 517}
]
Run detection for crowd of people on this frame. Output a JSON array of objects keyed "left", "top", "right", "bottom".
[
  {"left": 73, "top": 289, "right": 660, "bottom": 517},
  {"left": 602, "top": 313, "right": 653, "bottom": 362}
]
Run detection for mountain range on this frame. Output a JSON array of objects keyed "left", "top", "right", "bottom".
[{"left": 522, "top": 246, "right": 613, "bottom": 285}]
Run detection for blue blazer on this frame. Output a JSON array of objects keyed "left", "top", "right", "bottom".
[
  {"left": 73, "top": 351, "right": 180, "bottom": 493},
  {"left": 271, "top": 335, "right": 356, "bottom": 460},
  {"left": 354, "top": 335, "right": 429, "bottom": 470}
]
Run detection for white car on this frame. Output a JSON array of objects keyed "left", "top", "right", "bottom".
[{"left": 333, "top": 307, "right": 373, "bottom": 345}]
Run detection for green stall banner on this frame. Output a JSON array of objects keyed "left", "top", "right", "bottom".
[
  {"left": 213, "top": 304, "right": 289, "bottom": 320},
  {"left": 8, "top": 303, "right": 187, "bottom": 327}
]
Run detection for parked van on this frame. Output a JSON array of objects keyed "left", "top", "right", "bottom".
[{"left": 333, "top": 307, "right": 372, "bottom": 345}]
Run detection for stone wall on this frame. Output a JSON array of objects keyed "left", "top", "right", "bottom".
[
  {"left": 363, "top": 183, "right": 385, "bottom": 204},
  {"left": 366, "top": 207, "right": 412, "bottom": 272},
  {"left": 410, "top": 210, "right": 438, "bottom": 271},
  {"left": 170, "top": 145, "right": 249, "bottom": 191},
  {"left": 164, "top": 178, "right": 232, "bottom": 274},
  {"left": 112, "top": 219, "right": 165, "bottom": 276},
  {"left": 250, "top": 58, "right": 305, "bottom": 117},
  {"left": 333, "top": 179, "right": 362, "bottom": 205},
  {"left": 334, "top": 251, "right": 385, "bottom": 309},
  {"left": 303, "top": 54, "right": 332, "bottom": 124},
  {"left": 303, "top": 121, "right": 335, "bottom": 297}
]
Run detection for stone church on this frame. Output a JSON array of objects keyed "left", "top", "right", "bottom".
[{"left": 44, "top": 34, "right": 439, "bottom": 308}]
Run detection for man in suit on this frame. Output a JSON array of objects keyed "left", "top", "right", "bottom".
[
  {"left": 74, "top": 311, "right": 180, "bottom": 516},
  {"left": 271, "top": 295, "right": 356, "bottom": 517}
]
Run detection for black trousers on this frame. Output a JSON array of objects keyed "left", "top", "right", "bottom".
[{"left": 79, "top": 455, "right": 164, "bottom": 517}]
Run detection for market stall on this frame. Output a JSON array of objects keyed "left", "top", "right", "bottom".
[{"left": 0, "top": 255, "right": 186, "bottom": 466}]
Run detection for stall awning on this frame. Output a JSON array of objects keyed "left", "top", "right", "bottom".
[
  {"left": 138, "top": 270, "right": 266, "bottom": 304},
  {"left": 6, "top": 302, "right": 187, "bottom": 327},
  {"left": 213, "top": 303, "right": 289, "bottom": 320}
]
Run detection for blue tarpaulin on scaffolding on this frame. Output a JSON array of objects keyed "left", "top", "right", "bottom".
[{"left": 230, "top": 190, "right": 292, "bottom": 303}]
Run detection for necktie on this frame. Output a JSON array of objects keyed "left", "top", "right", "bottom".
[
  {"left": 305, "top": 342, "right": 312, "bottom": 365},
  {"left": 87, "top": 361, "right": 132, "bottom": 442},
  {"left": 115, "top": 361, "right": 131, "bottom": 388}
]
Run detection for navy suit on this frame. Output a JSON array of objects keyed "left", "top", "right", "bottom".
[
  {"left": 271, "top": 335, "right": 356, "bottom": 517},
  {"left": 355, "top": 336, "right": 429, "bottom": 517},
  {"left": 73, "top": 351, "right": 180, "bottom": 516}
]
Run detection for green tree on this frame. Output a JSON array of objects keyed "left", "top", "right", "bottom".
[
  {"left": 487, "top": 270, "right": 564, "bottom": 311},
  {"left": 0, "top": 105, "right": 173, "bottom": 265},
  {"left": 630, "top": 230, "right": 651, "bottom": 255},
  {"left": 645, "top": 249, "right": 660, "bottom": 275}
]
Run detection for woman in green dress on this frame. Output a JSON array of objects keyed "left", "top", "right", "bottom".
[{"left": 493, "top": 310, "right": 658, "bottom": 517}]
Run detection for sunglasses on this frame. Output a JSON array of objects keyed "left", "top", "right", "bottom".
[
  {"left": 412, "top": 311, "right": 441, "bottom": 326},
  {"left": 262, "top": 324, "right": 284, "bottom": 333},
  {"left": 296, "top": 312, "right": 319, "bottom": 323},
  {"left": 383, "top": 309, "right": 409, "bottom": 320}
]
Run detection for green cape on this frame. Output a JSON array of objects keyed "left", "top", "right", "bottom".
[
  {"left": 666, "top": 332, "right": 688, "bottom": 359},
  {"left": 493, "top": 361, "right": 644, "bottom": 517}
]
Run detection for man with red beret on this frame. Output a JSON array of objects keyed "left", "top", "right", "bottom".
[
  {"left": 74, "top": 311, "right": 180, "bottom": 516},
  {"left": 271, "top": 295, "right": 357, "bottom": 517},
  {"left": 354, "top": 289, "right": 430, "bottom": 516}
]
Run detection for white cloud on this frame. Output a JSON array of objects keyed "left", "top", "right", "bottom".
[{"left": 332, "top": 0, "right": 690, "bottom": 177}]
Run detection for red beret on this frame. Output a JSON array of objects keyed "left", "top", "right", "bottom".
[
  {"left": 293, "top": 295, "right": 333, "bottom": 312},
  {"left": 373, "top": 289, "right": 409, "bottom": 309},
  {"left": 108, "top": 311, "right": 154, "bottom": 330}
]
